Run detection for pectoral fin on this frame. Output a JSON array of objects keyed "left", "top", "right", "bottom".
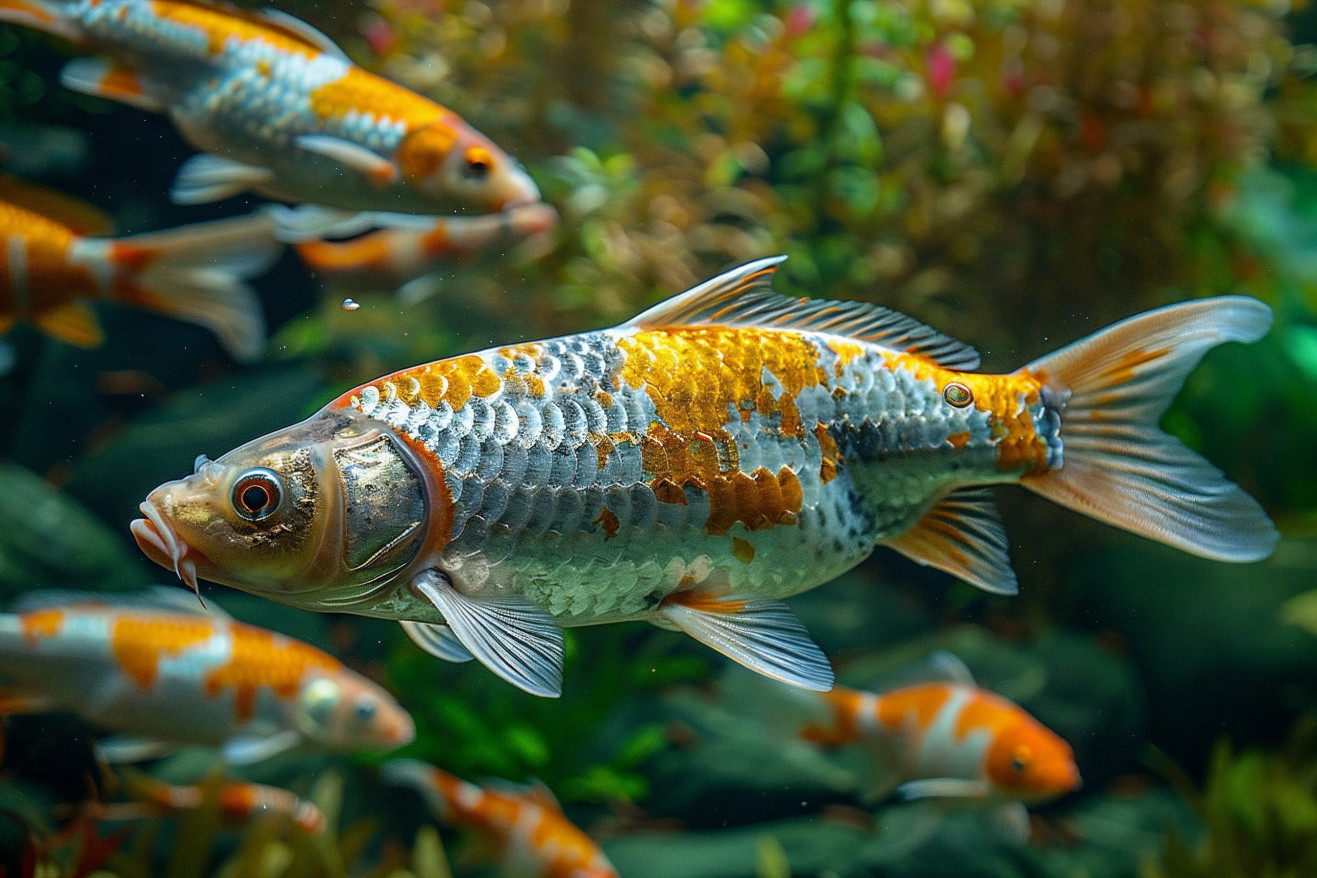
[
  {"left": 659, "top": 592, "right": 834, "bottom": 691},
  {"left": 895, "top": 778, "right": 992, "bottom": 801},
  {"left": 400, "top": 620, "right": 475, "bottom": 663},
  {"left": 96, "top": 736, "right": 177, "bottom": 764},
  {"left": 410, "top": 570, "right": 564, "bottom": 698},
  {"left": 883, "top": 488, "right": 1017, "bottom": 595},
  {"left": 220, "top": 729, "right": 303, "bottom": 764},
  {"left": 296, "top": 135, "right": 399, "bottom": 186}
]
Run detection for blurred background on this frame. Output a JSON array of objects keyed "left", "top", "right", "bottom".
[{"left": 1, "top": 0, "right": 1316, "bottom": 875}]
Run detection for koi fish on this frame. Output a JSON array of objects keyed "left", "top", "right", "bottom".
[
  {"left": 0, "top": 175, "right": 273, "bottom": 360},
  {"left": 295, "top": 202, "right": 559, "bottom": 303},
  {"left": 0, "top": 588, "right": 414, "bottom": 763},
  {"left": 126, "top": 772, "right": 326, "bottom": 834},
  {"left": 382, "top": 760, "right": 618, "bottom": 878},
  {"left": 132, "top": 257, "right": 1278, "bottom": 697},
  {"left": 0, "top": 0, "right": 539, "bottom": 220},
  {"left": 798, "top": 654, "right": 1080, "bottom": 807}
]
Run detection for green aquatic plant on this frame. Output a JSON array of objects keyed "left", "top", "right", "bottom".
[{"left": 1146, "top": 727, "right": 1317, "bottom": 878}]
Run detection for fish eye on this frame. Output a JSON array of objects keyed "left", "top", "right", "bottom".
[
  {"left": 943, "top": 382, "right": 973, "bottom": 407},
  {"left": 231, "top": 468, "right": 283, "bottom": 521},
  {"left": 355, "top": 697, "right": 378, "bottom": 722},
  {"left": 1011, "top": 745, "right": 1032, "bottom": 773},
  {"left": 463, "top": 146, "right": 492, "bottom": 180}
]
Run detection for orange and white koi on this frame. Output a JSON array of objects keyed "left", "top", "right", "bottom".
[
  {"left": 0, "top": 0, "right": 539, "bottom": 220},
  {"left": 129, "top": 774, "right": 326, "bottom": 834},
  {"left": 799, "top": 655, "right": 1080, "bottom": 806},
  {"left": 0, "top": 175, "right": 272, "bottom": 360},
  {"left": 133, "top": 257, "right": 1278, "bottom": 697},
  {"left": 0, "top": 589, "right": 414, "bottom": 763},
  {"left": 382, "top": 760, "right": 617, "bottom": 878},
  {"left": 295, "top": 202, "right": 559, "bottom": 302}
]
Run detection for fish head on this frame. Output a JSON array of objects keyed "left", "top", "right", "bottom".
[
  {"left": 984, "top": 715, "right": 1082, "bottom": 801},
  {"left": 131, "top": 409, "right": 429, "bottom": 607},
  {"left": 293, "top": 672, "right": 416, "bottom": 752},
  {"left": 397, "top": 121, "right": 540, "bottom": 212}
]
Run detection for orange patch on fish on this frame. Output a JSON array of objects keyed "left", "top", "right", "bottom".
[
  {"left": 947, "top": 431, "right": 971, "bottom": 449},
  {"left": 367, "top": 354, "right": 503, "bottom": 413},
  {"left": 801, "top": 687, "right": 867, "bottom": 746},
  {"left": 309, "top": 67, "right": 443, "bottom": 127},
  {"left": 295, "top": 233, "right": 395, "bottom": 273},
  {"left": 396, "top": 121, "right": 460, "bottom": 183},
  {"left": 150, "top": 0, "right": 319, "bottom": 58},
  {"left": 19, "top": 609, "right": 64, "bottom": 646},
  {"left": 111, "top": 616, "right": 216, "bottom": 688},
  {"left": 663, "top": 591, "right": 748, "bottom": 614},
  {"left": 202, "top": 625, "right": 339, "bottom": 722},
  {"left": 876, "top": 684, "right": 952, "bottom": 733},
  {"left": 815, "top": 423, "right": 842, "bottom": 483},
  {"left": 595, "top": 506, "right": 620, "bottom": 539},
  {"left": 952, "top": 690, "right": 1014, "bottom": 740}
]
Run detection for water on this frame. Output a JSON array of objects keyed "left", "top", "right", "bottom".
[{"left": 1, "top": 1, "right": 1315, "bottom": 876}]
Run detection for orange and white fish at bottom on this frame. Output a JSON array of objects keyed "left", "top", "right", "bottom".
[
  {"left": 0, "top": 589, "right": 414, "bottom": 764},
  {"left": 383, "top": 760, "right": 618, "bottom": 878},
  {"left": 123, "top": 772, "right": 326, "bottom": 835},
  {"left": 796, "top": 654, "right": 1079, "bottom": 838}
]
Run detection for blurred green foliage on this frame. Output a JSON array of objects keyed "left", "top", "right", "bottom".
[{"left": 1147, "top": 726, "right": 1317, "bottom": 878}]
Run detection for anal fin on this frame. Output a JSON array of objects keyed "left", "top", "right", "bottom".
[
  {"left": 410, "top": 571, "right": 564, "bottom": 698},
  {"left": 883, "top": 488, "right": 1017, "bottom": 595},
  {"left": 659, "top": 592, "right": 834, "bottom": 691},
  {"left": 34, "top": 302, "right": 103, "bottom": 347},
  {"left": 171, "top": 154, "right": 274, "bottom": 204}
]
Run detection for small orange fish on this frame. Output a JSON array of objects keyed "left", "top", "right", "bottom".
[
  {"left": 0, "top": 176, "right": 274, "bottom": 360},
  {"left": 800, "top": 654, "right": 1080, "bottom": 808},
  {"left": 0, "top": 0, "right": 540, "bottom": 219},
  {"left": 295, "top": 203, "right": 559, "bottom": 301},
  {"left": 383, "top": 760, "right": 618, "bottom": 878},
  {"left": 128, "top": 772, "right": 326, "bottom": 834},
  {"left": 0, "top": 588, "right": 414, "bottom": 763}
]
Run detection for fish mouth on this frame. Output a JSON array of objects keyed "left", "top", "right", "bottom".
[{"left": 131, "top": 499, "right": 202, "bottom": 599}]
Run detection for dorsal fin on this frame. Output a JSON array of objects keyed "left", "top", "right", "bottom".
[
  {"left": 254, "top": 8, "right": 351, "bottom": 61},
  {"left": 624, "top": 256, "right": 980, "bottom": 370},
  {"left": 12, "top": 586, "right": 226, "bottom": 617}
]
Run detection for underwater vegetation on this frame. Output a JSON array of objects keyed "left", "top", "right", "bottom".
[{"left": 0, "top": 1, "right": 1314, "bottom": 877}]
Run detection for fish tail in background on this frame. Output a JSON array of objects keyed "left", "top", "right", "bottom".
[
  {"left": 379, "top": 759, "right": 458, "bottom": 820},
  {"left": 1022, "top": 296, "right": 1279, "bottom": 562},
  {"left": 77, "top": 214, "right": 281, "bottom": 363},
  {"left": 0, "top": 0, "right": 79, "bottom": 42}
]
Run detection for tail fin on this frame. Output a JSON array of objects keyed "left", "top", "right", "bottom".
[
  {"left": 84, "top": 214, "right": 280, "bottom": 362},
  {"left": 0, "top": 0, "right": 79, "bottom": 41},
  {"left": 1022, "top": 296, "right": 1278, "bottom": 562}
]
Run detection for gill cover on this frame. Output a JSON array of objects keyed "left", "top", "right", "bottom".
[{"left": 332, "top": 427, "right": 427, "bottom": 581}]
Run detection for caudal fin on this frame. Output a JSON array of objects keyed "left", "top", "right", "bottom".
[
  {"left": 84, "top": 214, "right": 280, "bottom": 362},
  {"left": 0, "top": 0, "right": 79, "bottom": 41},
  {"left": 1023, "top": 297, "right": 1278, "bottom": 562}
]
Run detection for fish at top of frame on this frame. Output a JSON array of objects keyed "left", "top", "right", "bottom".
[
  {"left": 382, "top": 759, "right": 618, "bottom": 878},
  {"left": 131, "top": 256, "right": 1279, "bottom": 697},
  {"left": 0, "top": 174, "right": 274, "bottom": 360},
  {"left": 0, "top": 587, "right": 414, "bottom": 763},
  {"left": 0, "top": 0, "right": 540, "bottom": 227}
]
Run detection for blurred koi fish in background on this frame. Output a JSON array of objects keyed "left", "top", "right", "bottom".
[
  {"left": 0, "top": 175, "right": 273, "bottom": 361},
  {"left": 121, "top": 770, "right": 326, "bottom": 835},
  {"left": 798, "top": 652, "right": 1079, "bottom": 837},
  {"left": 132, "top": 257, "right": 1277, "bottom": 697},
  {"left": 383, "top": 759, "right": 618, "bottom": 878},
  {"left": 0, "top": 0, "right": 540, "bottom": 229},
  {"left": 295, "top": 202, "right": 559, "bottom": 303},
  {"left": 0, "top": 589, "right": 413, "bottom": 763}
]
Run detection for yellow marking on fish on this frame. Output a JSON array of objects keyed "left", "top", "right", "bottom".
[
  {"left": 309, "top": 67, "right": 443, "bottom": 127},
  {"left": 731, "top": 537, "right": 755, "bottom": 563},
  {"left": 815, "top": 423, "right": 841, "bottom": 484},
  {"left": 202, "top": 624, "right": 340, "bottom": 722},
  {"left": 396, "top": 121, "right": 460, "bottom": 183},
  {"left": 378, "top": 354, "right": 503, "bottom": 412},
  {"left": 150, "top": 1, "right": 318, "bottom": 58},
  {"left": 111, "top": 616, "right": 216, "bottom": 689},
  {"left": 19, "top": 609, "right": 64, "bottom": 646}
]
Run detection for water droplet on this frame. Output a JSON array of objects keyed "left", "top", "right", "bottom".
[{"left": 341, "top": 298, "right": 361, "bottom": 311}]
